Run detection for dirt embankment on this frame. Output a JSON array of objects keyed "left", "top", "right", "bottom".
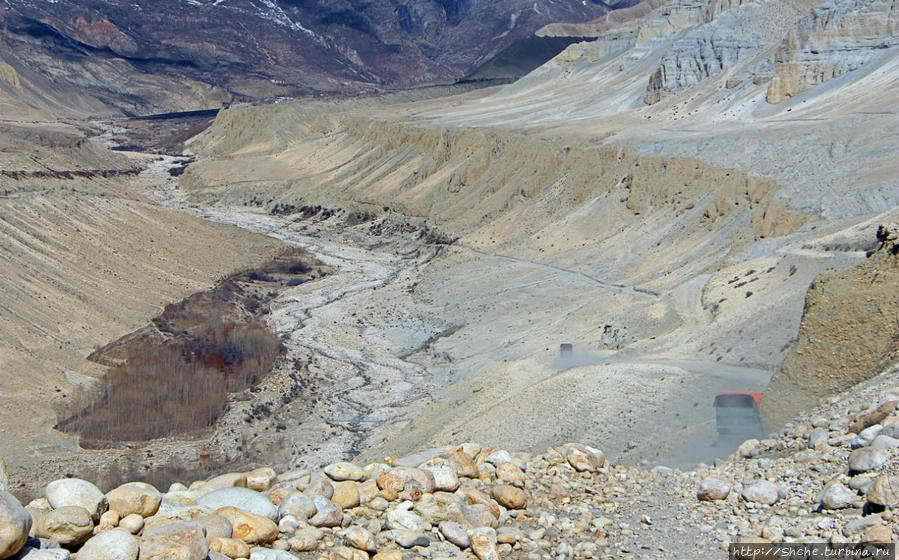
[
  {"left": 182, "top": 101, "right": 807, "bottom": 259},
  {"left": 0, "top": 121, "right": 287, "bottom": 498},
  {"left": 761, "top": 224, "right": 899, "bottom": 431}
]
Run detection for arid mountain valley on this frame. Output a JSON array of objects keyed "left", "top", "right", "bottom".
[{"left": 0, "top": 0, "right": 898, "bottom": 559}]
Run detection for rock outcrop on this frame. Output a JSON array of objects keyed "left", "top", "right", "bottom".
[
  {"left": 761, "top": 224, "right": 899, "bottom": 431},
  {"left": 767, "top": 0, "right": 899, "bottom": 103}
]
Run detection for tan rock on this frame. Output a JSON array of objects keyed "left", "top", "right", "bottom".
[
  {"left": 107, "top": 482, "right": 162, "bottom": 518},
  {"left": 245, "top": 467, "right": 277, "bottom": 492},
  {"left": 867, "top": 476, "right": 899, "bottom": 507},
  {"left": 332, "top": 481, "right": 360, "bottom": 510},
  {"left": 267, "top": 485, "right": 294, "bottom": 506},
  {"left": 34, "top": 505, "right": 94, "bottom": 546},
  {"left": 325, "top": 462, "right": 367, "bottom": 482},
  {"left": 344, "top": 526, "right": 377, "bottom": 552},
  {"left": 0, "top": 491, "right": 31, "bottom": 560},
  {"left": 95, "top": 509, "right": 121, "bottom": 534},
  {"left": 372, "top": 551, "right": 402, "bottom": 560},
  {"left": 561, "top": 444, "right": 605, "bottom": 472},
  {"left": 491, "top": 484, "right": 526, "bottom": 509},
  {"left": 139, "top": 520, "right": 208, "bottom": 560},
  {"left": 45, "top": 478, "right": 108, "bottom": 521},
  {"left": 201, "top": 473, "right": 248, "bottom": 492},
  {"left": 470, "top": 528, "right": 499, "bottom": 560},
  {"left": 863, "top": 524, "right": 893, "bottom": 544},
  {"left": 465, "top": 490, "right": 500, "bottom": 518},
  {"left": 119, "top": 513, "right": 144, "bottom": 535},
  {"left": 357, "top": 480, "right": 379, "bottom": 505},
  {"left": 495, "top": 463, "right": 525, "bottom": 488},
  {"left": 216, "top": 507, "right": 278, "bottom": 545},
  {"left": 449, "top": 451, "right": 479, "bottom": 478},
  {"left": 209, "top": 536, "right": 251, "bottom": 559}
]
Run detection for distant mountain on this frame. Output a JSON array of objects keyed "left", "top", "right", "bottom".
[{"left": 0, "top": 0, "right": 624, "bottom": 115}]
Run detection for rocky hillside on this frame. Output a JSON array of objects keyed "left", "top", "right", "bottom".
[
  {"left": 761, "top": 224, "right": 899, "bottom": 430},
  {"left": 3, "top": 358, "right": 899, "bottom": 560},
  {"left": 0, "top": 0, "right": 623, "bottom": 115}
]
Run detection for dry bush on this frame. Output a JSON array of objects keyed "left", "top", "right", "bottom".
[{"left": 57, "top": 320, "right": 281, "bottom": 445}]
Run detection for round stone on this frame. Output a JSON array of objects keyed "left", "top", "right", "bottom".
[
  {"left": 490, "top": 484, "right": 526, "bottom": 509},
  {"left": 118, "top": 514, "right": 144, "bottom": 535},
  {"left": 697, "top": 478, "right": 731, "bottom": 501},
  {"left": 344, "top": 527, "right": 377, "bottom": 552},
  {"left": 438, "top": 521, "right": 470, "bottom": 549},
  {"left": 848, "top": 448, "right": 889, "bottom": 473},
  {"left": 140, "top": 520, "right": 208, "bottom": 560},
  {"left": 195, "top": 488, "right": 277, "bottom": 521},
  {"left": 45, "top": 479, "right": 107, "bottom": 520},
  {"left": 867, "top": 475, "right": 899, "bottom": 507},
  {"left": 34, "top": 506, "right": 94, "bottom": 546},
  {"left": 106, "top": 482, "right": 162, "bottom": 518},
  {"left": 76, "top": 529, "right": 139, "bottom": 560},
  {"left": 741, "top": 481, "right": 782, "bottom": 505},
  {"left": 278, "top": 492, "right": 316, "bottom": 521},
  {"left": 0, "top": 491, "right": 31, "bottom": 560},
  {"left": 324, "top": 463, "right": 367, "bottom": 482},
  {"left": 215, "top": 507, "right": 278, "bottom": 545},
  {"left": 818, "top": 482, "right": 855, "bottom": 510}
]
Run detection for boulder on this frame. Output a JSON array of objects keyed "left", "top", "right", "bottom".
[
  {"left": 331, "top": 482, "right": 360, "bottom": 510},
  {"left": 818, "top": 482, "right": 855, "bottom": 510},
  {"left": 495, "top": 463, "right": 525, "bottom": 488},
  {"left": 118, "top": 514, "right": 144, "bottom": 535},
  {"left": 0, "top": 491, "right": 31, "bottom": 560},
  {"left": 245, "top": 468, "right": 277, "bottom": 493},
  {"left": 106, "top": 482, "right": 162, "bottom": 518},
  {"left": 200, "top": 474, "right": 247, "bottom": 492},
  {"left": 138, "top": 520, "right": 208, "bottom": 560},
  {"left": 302, "top": 478, "right": 333, "bottom": 500},
  {"left": 197, "top": 513, "right": 233, "bottom": 540},
  {"left": 848, "top": 448, "right": 889, "bottom": 473},
  {"left": 386, "top": 506, "right": 423, "bottom": 532},
  {"left": 34, "top": 506, "right": 93, "bottom": 546},
  {"left": 344, "top": 527, "right": 376, "bottom": 552},
  {"left": 393, "top": 530, "right": 429, "bottom": 548},
  {"left": 215, "top": 507, "right": 278, "bottom": 545},
  {"left": 867, "top": 475, "right": 899, "bottom": 507},
  {"left": 324, "top": 463, "right": 367, "bottom": 482},
  {"left": 308, "top": 497, "right": 342, "bottom": 528},
  {"left": 8, "top": 547, "right": 69, "bottom": 560},
  {"left": 560, "top": 444, "right": 605, "bottom": 472},
  {"left": 209, "top": 536, "right": 251, "bottom": 559},
  {"left": 697, "top": 478, "right": 731, "bottom": 501},
  {"left": 77, "top": 529, "right": 139, "bottom": 560},
  {"left": 45, "top": 479, "right": 107, "bottom": 520},
  {"left": 438, "top": 521, "right": 469, "bottom": 549},
  {"left": 248, "top": 549, "right": 300, "bottom": 560},
  {"left": 490, "top": 485, "right": 526, "bottom": 510},
  {"left": 277, "top": 492, "right": 315, "bottom": 521},
  {"left": 196, "top": 488, "right": 277, "bottom": 521},
  {"left": 469, "top": 528, "right": 498, "bottom": 560},
  {"left": 741, "top": 481, "right": 782, "bottom": 505},
  {"left": 448, "top": 451, "right": 478, "bottom": 479}
]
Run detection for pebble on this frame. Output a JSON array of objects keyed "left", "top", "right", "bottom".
[
  {"left": 0, "top": 491, "right": 31, "bottom": 559},
  {"left": 201, "top": 473, "right": 248, "bottom": 492},
  {"left": 198, "top": 513, "right": 233, "bottom": 540},
  {"left": 393, "top": 530, "right": 429, "bottom": 548},
  {"left": 248, "top": 548, "right": 300, "bottom": 560},
  {"left": 76, "top": 529, "right": 139, "bottom": 560}
]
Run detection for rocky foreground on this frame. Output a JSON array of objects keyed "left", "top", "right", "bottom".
[{"left": 3, "top": 361, "right": 899, "bottom": 560}]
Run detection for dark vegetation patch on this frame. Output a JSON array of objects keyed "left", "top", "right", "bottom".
[
  {"left": 0, "top": 168, "right": 142, "bottom": 180},
  {"left": 55, "top": 247, "right": 328, "bottom": 448},
  {"left": 107, "top": 110, "right": 220, "bottom": 155}
]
